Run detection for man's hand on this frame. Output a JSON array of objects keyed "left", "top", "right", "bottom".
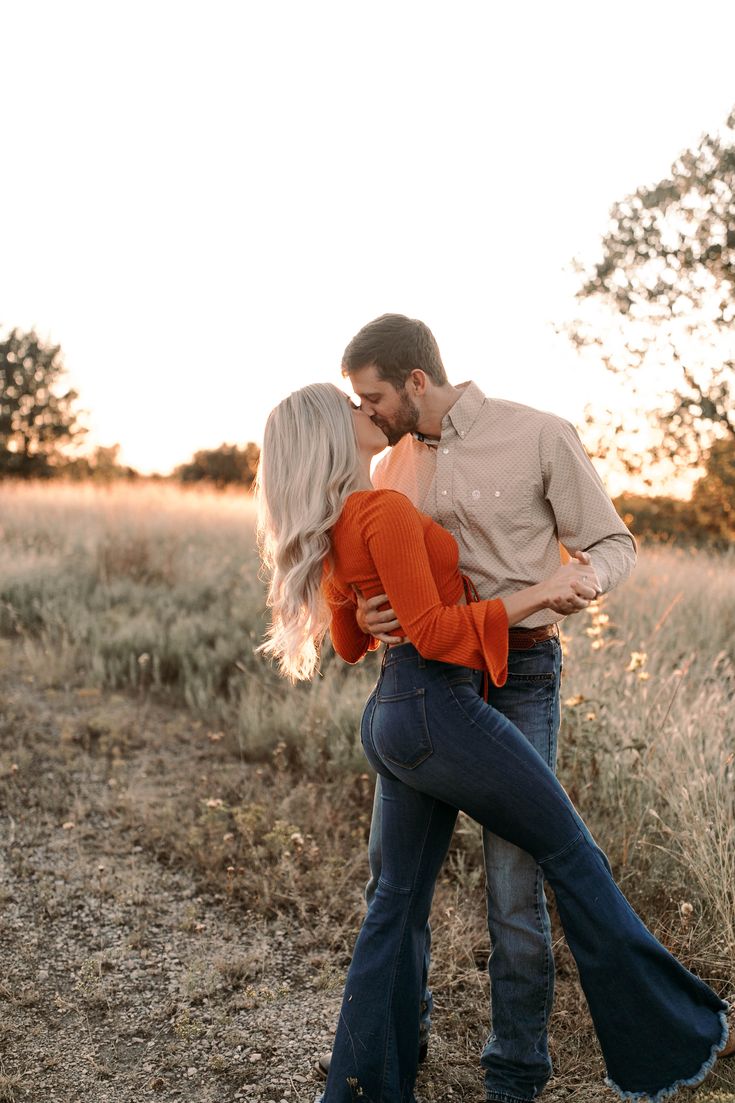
[{"left": 354, "top": 588, "right": 406, "bottom": 645}]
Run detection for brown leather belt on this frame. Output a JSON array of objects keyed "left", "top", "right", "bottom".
[{"left": 508, "top": 623, "right": 559, "bottom": 650}]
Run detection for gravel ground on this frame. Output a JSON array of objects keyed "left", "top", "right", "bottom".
[
  {"left": 1, "top": 640, "right": 733, "bottom": 1103},
  {"left": 1, "top": 833, "right": 338, "bottom": 1103},
  {"left": 0, "top": 641, "right": 338, "bottom": 1103}
]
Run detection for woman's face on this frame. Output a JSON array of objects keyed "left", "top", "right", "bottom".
[{"left": 347, "top": 395, "right": 388, "bottom": 454}]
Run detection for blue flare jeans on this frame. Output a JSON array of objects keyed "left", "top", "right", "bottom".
[{"left": 321, "top": 644, "right": 728, "bottom": 1103}]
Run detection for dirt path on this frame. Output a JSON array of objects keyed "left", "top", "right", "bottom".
[
  {"left": 1, "top": 640, "right": 733, "bottom": 1103},
  {"left": 0, "top": 641, "right": 340, "bottom": 1103}
]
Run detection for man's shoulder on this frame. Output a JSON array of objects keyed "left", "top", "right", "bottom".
[{"left": 481, "top": 394, "right": 570, "bottom": 431}]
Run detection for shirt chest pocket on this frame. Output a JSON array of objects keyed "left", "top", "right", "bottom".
[{"left": 453, "top": 477, "right": 532, "bottom": 539}]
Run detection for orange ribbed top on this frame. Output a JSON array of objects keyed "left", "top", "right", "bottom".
[{"left": 324, "top": 489, "right": 509, "bottom": 686}]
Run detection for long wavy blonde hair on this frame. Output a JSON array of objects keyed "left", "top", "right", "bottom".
[{"left": 255, "top": 383, "right": 362, "bottom": 681}]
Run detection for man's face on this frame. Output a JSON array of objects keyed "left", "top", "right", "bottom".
[{"left": 348, "top": 364, "right": 420, "bottom": 446}]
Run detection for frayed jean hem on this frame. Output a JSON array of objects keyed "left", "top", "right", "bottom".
[
  {"left": 604, "top": 1006, "right": 730, "bottom": 1103},
  {"left": 485, "top": 1093, "right": 539, "bottom": 1103}
]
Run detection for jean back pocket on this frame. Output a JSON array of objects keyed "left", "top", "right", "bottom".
[{"left": 372, "top": 687, "right": 433, "bottom": 770}]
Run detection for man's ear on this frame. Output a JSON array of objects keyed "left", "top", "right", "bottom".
[{"left": 409, "top": 369, "right": 428, "bottom": 396}]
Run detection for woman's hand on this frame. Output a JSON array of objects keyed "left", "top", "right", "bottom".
[
  {"left": 502, "top": 552, "right": 601, "bottom": 626},
  {"left": 354, "top": 588, "right": 406, "bottom": 644},
  {"left": 542, "top": 553, "right": 601, "bottom": 616}
]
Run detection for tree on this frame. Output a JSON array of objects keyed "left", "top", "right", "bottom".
[
  {"left": 691, "top": 436, "right": 735, "bottom": 543},
  {"left": 174, "top": 442, "right": 260, "bottom": 489},
  {"left": 0, "top": 327, "right": 85, "bottom": 477},
  {"left": 570, "top": 107, "right": 735, "bottom": 478},
  {"left": 63, "top": 444, "right": 140, "bottom": 482}
]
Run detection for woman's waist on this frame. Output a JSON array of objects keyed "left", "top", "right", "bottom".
[{"left": 381, "top": 642, "right": 477, "bottom": 679}]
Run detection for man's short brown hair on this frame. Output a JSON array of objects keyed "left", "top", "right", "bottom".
[{"left": 342, "top": 314, "right": 447, "bottom": 388}]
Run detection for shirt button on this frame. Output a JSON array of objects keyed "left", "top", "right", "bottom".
[
  {"left": 494, "top": 490, "right": 501, "bottom": 497},
  {"left": 441, "top": 490, "right": 447, "bottom": 496},
  {"left": 442, "top": 447, "right": 449, "bottom": 454},
  {"left": 472, "top": 489, "right": 481, "bottom": 500}
]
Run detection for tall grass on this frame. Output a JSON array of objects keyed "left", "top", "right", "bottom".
[
  {"left": 0, "top": 479, "right": 378, "bottom": 769},
  {"left": 1, "top": 479, "right": 734, "bottom": 974},
  {"left": 556, "top": 546, "right": 735, "bottom": 974}
]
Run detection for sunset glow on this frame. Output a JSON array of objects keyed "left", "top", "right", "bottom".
[{"left": 3, "top": 1, "right": 734, "bottom": 483}]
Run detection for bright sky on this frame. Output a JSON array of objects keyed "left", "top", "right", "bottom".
[{"left": 2, "top": 0, "right": 734, "bottom": 479}]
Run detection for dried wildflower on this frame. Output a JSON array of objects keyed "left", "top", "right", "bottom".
[
  {"left": 625, "top": 651, "right": 648, "bottom": 673},
  {"left": 679, "top": 901, "right": 694, "bottom": 928}
]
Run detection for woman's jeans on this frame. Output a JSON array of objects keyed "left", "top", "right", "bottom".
[
  {"left": 366, "top": 637, "right": 561, "bottom": 1102},
  {"left": 322, "top": 645, "right": 728, "bottom": 1103}
]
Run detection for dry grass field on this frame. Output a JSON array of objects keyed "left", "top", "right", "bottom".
[{"left": 0, "top": 479, "right": 733, "bottom": 1103}]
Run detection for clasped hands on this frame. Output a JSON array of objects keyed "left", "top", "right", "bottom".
[
  {"left": 353, "top": 551, "right": 601, "bottom": 646},
  {"left": 543, "top": 551, "right": 601, "bottom": 615}
]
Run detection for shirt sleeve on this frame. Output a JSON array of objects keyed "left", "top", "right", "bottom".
[
  {"left": 323, "top": 574, "right": 381, "bottom": 664},
  {"left": 540, "top": 418, "right": 637, "bottom": 593},
  {"left": 360, "top": 491, "right": 509, "bottom": 685}
]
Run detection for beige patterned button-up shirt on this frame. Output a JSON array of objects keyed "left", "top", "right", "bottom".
[{"left": 372, "top": 381, "right": 636, "bottom": 628}]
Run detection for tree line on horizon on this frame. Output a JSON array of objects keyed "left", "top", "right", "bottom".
[
  {"left": 0, "top": 326, "right": 260, "bottom": 490},
  {"left": 2, "top": 107, "right": 734, "bottom": 539},
  {"left": 0, "top": 317, "right": 731, "bottom": 544}
]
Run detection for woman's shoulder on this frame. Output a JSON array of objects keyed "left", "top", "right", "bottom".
[
  {"left": 343, "top": 488, "right": 418, "bottom": 521},
  {"left": 345, "top": 487, "right": 414, "bottom": 507},
  {"left": 338, "top": 489, "right": 431, "bottom": 547}
]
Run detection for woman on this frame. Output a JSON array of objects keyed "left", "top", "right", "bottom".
[{"left": 256, "top": 383, "right": 732, "bottom": 1103}]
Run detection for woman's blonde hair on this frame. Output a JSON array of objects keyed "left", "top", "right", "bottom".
[{"left": 255, "top": 383, "right": 361, "bottom": 681}]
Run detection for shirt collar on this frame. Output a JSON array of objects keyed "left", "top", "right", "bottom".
[{"left": 442, "top": 380, "right": 485, "bottom": 440}]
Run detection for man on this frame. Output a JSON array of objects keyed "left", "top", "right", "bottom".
[{"left": 321, "top": 313, "right": 636, "bottom": 1103}]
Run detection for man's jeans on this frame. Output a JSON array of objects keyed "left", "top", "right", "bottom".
[{"left": 366, "top": 638, "right": 562, "bottom": 1102}]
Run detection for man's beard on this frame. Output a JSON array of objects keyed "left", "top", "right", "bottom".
[{"left": 373, "top": 388, "right": 421, "bottom": 446}]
